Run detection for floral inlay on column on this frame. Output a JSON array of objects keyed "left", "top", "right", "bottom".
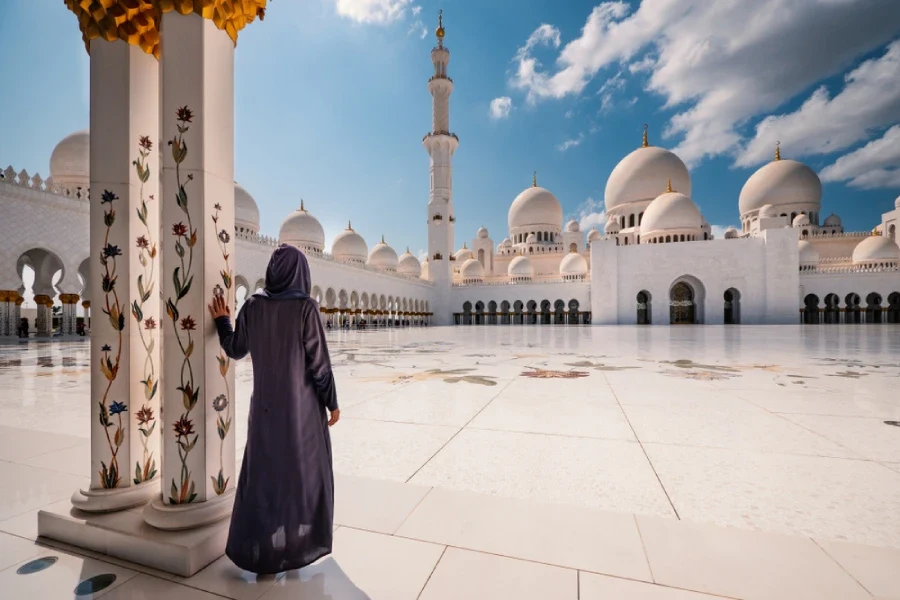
[
  {"left": 165, "top": 106, "right": 200, "bottom": 505},
  {"left": 211, "top": 205, "right": 233, "bottom": 495},
  {"left": 132, "top": 135, "right": 159, "bottom": 485},
  {"left": 98, "top": 189, "right": 126, "bottom": 489}
]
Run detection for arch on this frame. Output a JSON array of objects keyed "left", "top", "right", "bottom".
[
  {"left": 845, "top": 293, "right": 861, "bottom": 324},
  {"left": 636, "top": 290, "right": 651, "bottom": 325},
  {"left": 350, "top": 290, "right": 359, "bottom": 310},
  {"left": 569, "top": 242, "right": 577, "bottom": 253},
  {"left": 338, "top": 289, "right": 349, "bottom": 310},
  {"left": 235, "top": 274, "right": 251, "bottom": 312},
  {"left": 823, "top": 293, "right": 840, "bottom": 324},
  {"left": 628, "top": 214, "right": 635, "bottom": 228},
  {"left": 803, "top": 294, "right": 820, "bottom": 324},
  {"left": 568, "top": 299, "right": 580, "bottom": 325},
  {"left": 553, "top": 299, "right": 565, "bottom": 324},
  {"left": 540, "top": 300, "right": 552, "bottom": 325},
  {"left": 669, "top": 276, "right": 705, "bottom": 324},
  {"left": 526, "top": 300, "right": 537, "bottom": 324},
  {"left": 665, "top": 235, "right": 671, "bottom": 243},
  {"left": 477, "top": 248, "right": 485, "bottom": 267},
  {"left": 865, "top": 292, "right": 883, "bottom": 324},
  {"left": 254, "top": 278, "right": 266, "bottom": 293},
  {"left": 324, "top": 287, "right": 337, "bottom": 309},
  {"left": 474, "top": 301, "right": 485, "bottom": 325},
  {"left": 487, "top": 300, "right": 497, "bottom": 325},
  {"left": 887, "top": 292, "right": 900, "bottom": 323},
  {"left": 724, "top": 288, "right": 741, "bottom": 324},
  {"left": 889, "top": 224, "right": 896, "bottom": 241}
]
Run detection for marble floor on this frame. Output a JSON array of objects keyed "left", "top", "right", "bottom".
[{"left": 1, "top": 324, "right": 899, "bottom": 598}]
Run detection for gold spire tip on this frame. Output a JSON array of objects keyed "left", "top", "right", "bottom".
[
  {"left": 300, "top": 198, "right": 305, "bottom": 211},
  {"left": 436, "top": 9, "right": 445, "bottom": 40},
  {"left": 533, "top": 171, "right": 537, "bottom": 187},
  {"left": 642, "top": 123, "right": 649, "bottom": 148},
  {"left": 347, "top": 220, "right": 352, "bottom": 229},
  {"left": 775, "top": 141, "right": 781, "bottom": 161},
  {"left": 666, "top": 178, "right": 673, "bottom": 193},
  {"left": 381, "top": 234, "right": 385, "bottom": 244}
]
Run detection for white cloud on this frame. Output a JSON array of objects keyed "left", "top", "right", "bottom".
[
  {"left": 489, "top": 96, "right": 513, "bottom": 120},
  {"left": 709, "top": 224, "right": 737, "bottom": 239},
  {"left": 417, "top": 248, "right": 428, "bottom": 262},
  {"left": 737, "top": 40, "right": 900, "bottom": 167},
  {"left": 335, "top": 0, "right": 413, "bottom": 24},
  {"left": 557, "top": 134, "right": 584, "bottom": 152},
  {"left": 571, "top": 197, "right": 607, "bottom": 231},
  {"left": 820, "top": 125, "right": 900, "bottom": 189},
  {"left": 628, "top": 54, "right": 655, "bottom": 74},
  {"left": 597, "top": 70, "right": 626, "bottom": 113},
  {"left": 506, "top": 0, "right": 900, "bottom": 166},
  {"left": 411, "top": 5, "right": 421, "bottom": 16}
]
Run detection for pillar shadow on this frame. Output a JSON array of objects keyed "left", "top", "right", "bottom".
[{"left": 278, "top": 557, "right": 372, "bottom": 599}]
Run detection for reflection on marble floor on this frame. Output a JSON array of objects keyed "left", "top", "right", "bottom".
[{"left": 2, "top": 325, "right": 900, "bottom": 552}]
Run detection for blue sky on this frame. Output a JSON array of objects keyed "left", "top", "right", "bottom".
[{"left": 1, "top": 0, "right": 899, "bottom": 258}]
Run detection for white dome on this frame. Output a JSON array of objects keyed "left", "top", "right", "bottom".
[
  {"left": 397, "top": 248, "right": 422, "bottom": 277},
  {"left": 587, "top": 228, "right": 603, "bottom": 242},
  {"left": 739, "top": 158, "right": 821, "bottom": 217},
  {"left": 477, "top": 226, "right": 489, "bottom": 239},
  {"left": 639, "top": 192, "right": 702, "bottom": 237},
  {"left": 895, "top": 195, "right": 900, "bottom": 210},
  {"left": 560, "top": 252, "right": 588, "bottom": 276},
  {"left": 565, "top": 219, "right": 580, "bottom": 232},
  {"left": 508, "top": 186, "right": 563, "bottom": 230},
  {"left": 454, "top": 244, "right": 473, "bottom": 262},
  {"left": 367, "top": 237, "right": 399, "bottom": 270},
  {"left": 49, "top": 130, "right": 89, "bottom": 186},
  {"left": 331, "top": 223, "right": 368, "bottom": 262},
  {"left": 852, "top": 235, "right": 900, "bottom": 265},
  {"left": 526, "top": 233, "right": 537, "bottom": 244},
  {"left": 724, "top": 226, "right": 739, "bottom": 239},
  {"left": 792, "top": 213, "right": 810, "bottom": 227},
  {"left": 798, "top": 240, "right": 819, "bottom": 265},
  {"left": 500, "top": 238, "right": 511, "bottom": 247},
  {"left": 604, "top": 219, "right": 620, "bottom": 234},
  {"left": 605, "top": 146, "right": 691, "bottom": 211},
  {"left": 823, "top": 213, "right": 842, "bottom": 227},
  {"left": 278, "top": 202, "right": 324, "bottom": 249},
  {"left": 460, "top": 258, "right": 484, "bottom": 280},
  {"left": 508, "top": 255, "right": 533, "bottom": 278},
  {"left": 234, "top": 183, "right": 261, "bottom": 233},
  {"left": 758, "top": 204, "right": 778, "bottom": 218}
]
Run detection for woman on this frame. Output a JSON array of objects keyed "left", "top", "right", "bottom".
[{"left": 209, "top": 244, "right": 340, "bottom": 575}]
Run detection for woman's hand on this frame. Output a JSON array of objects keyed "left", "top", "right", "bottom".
[
  {"left": 208, "top": 295, "right": 230, "bottom": 319},
  {"left": 328, "top": 408, "right": 340, "bottom": 427}
]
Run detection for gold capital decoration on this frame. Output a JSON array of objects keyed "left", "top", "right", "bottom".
[
  {"left": 0, "top": 291, "right": 10, "bottom": 302},
  {"left": 33, "top": 294, "right": 53, "bottom": 307},
  {"left": 16, "top": 297, "right": 24, "bottom": 306},
  {"left": 60, "top": 293, "right": 81, "bottom": 305},
  {"left": 82, "top": 300, "right": 92, "bottom": 309},
  {"left": 64, "top": 0, "right": 268, "bottom": 59}
]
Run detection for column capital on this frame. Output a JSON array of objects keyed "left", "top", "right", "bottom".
[
  {"left": 33, "top": 294, "right": 53, "bottom": 307},
  {"left": 15, "top": 298, "right": 24, "bottom": 306},
  {"left": 64, "top": 0, "right": 268, "bottom": 58},
  {"left": 0, "top": 290, "right": 13, "bottom": 302},
  {"left": 60, "top": 293, "right": 81, "bottom": 305},
  {"left": 82, "top": 300, "right": 91, "bottom": 309}
]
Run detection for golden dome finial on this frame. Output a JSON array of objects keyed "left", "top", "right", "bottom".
[
  {"left": 347, "top": 220, "right": 352, "bottom": 230},
  {"left": 872, "top": 226, "right": 882, "bottom": 236},
  {"left": 463, "top": 242, "right": 467, "bottom": 249},
  {"left": 381, "top": 234, "right": 385, "bottom": 244},
  {"left": 300, "top": 198, "right": 305, "bottom": 211},
  {"left": 436, "top": 9, "right": 445, "bottom": 42},
  {"left": 775, "top": 141, "right": 781, "bottom": 161},
  {"left": 666, "top": 178, "right": 673, "bottom": 193},
  {"left": 533, "top": 171, "right": 537, "bottom": 187},
  {"left": 642, "top": 123, "right": 649, "bottom": 148}
]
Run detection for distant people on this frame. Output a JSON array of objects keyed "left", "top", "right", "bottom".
[
  {"left": 209, "top": 244, "right": 339, "bottom": 575},
  {"left": 18, "top": 318, "right": 28, "bottom": 338}
]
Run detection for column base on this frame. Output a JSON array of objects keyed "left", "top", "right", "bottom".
[
  {"left": 72, "top": 481, "right": 160, "bottom": 513},
  {"left": 143, "top": 489, "right": 235, "bottom": 531}
]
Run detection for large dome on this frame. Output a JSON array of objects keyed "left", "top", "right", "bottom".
[
  {"left": 508, "top": 186, "right": 563, "bottom": 230},
  {"left": 49, "top": 130, "right": 89, "bottom": 186},
  {"left": 454, "top": 243, "right": 473, "bottom": 262},
  {"left": 852, "top": 235, "right": 900, "bottom": 266},
  {"left": 331, "top": 223, "right": 368, "bottom": 262},
  {"left": 235, "top": 183, "right": 261, "bottom": 233},
  {"left": 460, "top": 258, "right": 484, "bottom": 280},
  {"left": 397, "top": 248, "right": 422, "bottom": 277},
  {"left": 739, "top": 158, "right": 821, "bottom": 217},
  {"left": 560, "top": 252, "right": 588, "bottom": 277},
  {"left": 605, "top": 146, "right": 691, "bottom": 211},
  {"left": 508, "top": 255, "right": 533, "bottom": 278},
  {"left": 639, "top": 191, "right": 703, "bottom": 238},
  {"left": 278, "top": 200, "right": 324, "bottom": 250},
  {"left": 367, "top": 236, "right": 399, "bottom": 270}
]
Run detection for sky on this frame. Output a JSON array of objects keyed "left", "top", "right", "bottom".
[{"left": 1, "top": 0, "right": 899, "bottom": 262}]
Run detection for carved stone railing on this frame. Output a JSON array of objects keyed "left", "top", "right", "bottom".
[
  {"left": 453, "top": 276, "right": 590, "bottom": 287},
  {"left": 1, "top": 165, "right": 90, "bottom": 201},
  {"left": 802, "top": 264, "right": 900, "bottom": 275}
]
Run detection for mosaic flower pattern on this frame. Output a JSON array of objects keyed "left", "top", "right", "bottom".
[{"left": 211, "top": 203, "right": 233, "bottom": 495}]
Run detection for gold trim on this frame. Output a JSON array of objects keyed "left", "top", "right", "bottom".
[
  {"left": 642, "top": 123, "right": 649, "bottom": 148},
  {"left": 33, "top": 294, "right": 54, "bottom": 307},
  {"left": 59, "top": 293, "right": 81, "bottom": 305},
  {"left": 82, "top": 301, "right": 92, "bottom": 308}
]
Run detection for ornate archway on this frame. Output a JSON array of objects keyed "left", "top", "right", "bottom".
[{"left": 670, "top": 282, "right": 695, "bottom": 325}]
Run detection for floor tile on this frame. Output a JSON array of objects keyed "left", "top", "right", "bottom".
[
  {"left": 736, "top": 388, "right": 900, "bottom": 418},
  {"left": 0, "top": 508, "right": 40, "bottom": 540},
  {"left": 643, "top": 442, "right": 900, "bottom": 548},
  {"left": 260, "top": 527, "right": 444, "bottom": 600},
  {"left": 100, "top": 573, "right": 227, "bottom": 599},
  {"left": 0, "top": 531, "right": 43, "bottom": 571},
  {"left": 816, "top": 538, "right": 900, "bottom": 600},
  {"left": 409, "top": 428, "right": 674, "bottom": 516},
  {"left": 579, "top": 572, "right": 733, "bottom": 600},
  {"left": 779, "top": 413, "right": 900, "bottom": 462},
  {"left": 0, "top": 425, "right": 86, "bottom": 462},
  {"left": 334, "top": 473, "right": 432, "bottom": 534},
  {"left": 20, "top": 442, "right": 91, "bottom": 477},
  {"left": 637, "top": 515, "right": 872, "bottom": 600},
  {"left": 175, "top": 554, "right": 280, "bottom": 600},
  {"left": 418, "top": 547, "right": 578, "bottom": 600},
  {"left": 0, "top": 546, "right": 138, "bottom": 599},
  {"left": 395, "top": 487, "right": 653, "bottom": 581}
]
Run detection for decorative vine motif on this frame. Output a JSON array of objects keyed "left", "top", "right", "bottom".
[
  {"left": 98, "top": 189, "right": 126, "bottom": 489},
  {"left": 211, "top": 205, "right": 233, "bottom": 495},
  {"left": 132, "top": 135, "right": 158, "bottom": 485},
  {"left": 165, "top": 106, "right": 200, "bottom": 505}
]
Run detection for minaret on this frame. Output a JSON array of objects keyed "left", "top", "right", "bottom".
[{"left": 423, "top": 10, "right": 458, "bottom": 317}]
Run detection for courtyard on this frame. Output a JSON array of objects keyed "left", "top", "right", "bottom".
[{"left": 1, "top": 324, "right": 899, "bottom": 598}]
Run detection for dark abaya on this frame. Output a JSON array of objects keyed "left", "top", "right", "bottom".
[{"left": 214, "top": 244, "right": 338, "bottom": 575}]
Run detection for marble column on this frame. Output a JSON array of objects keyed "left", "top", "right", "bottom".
[
  {"left": 14, "top": 297, "right": 23, "bottom": 335},
  {"left": 143, "top": 12, "right": 236, "bottom": 530},
  {"left": 72, "top": 39, "right": 162, "bottom": 513},
  {"left": 0, "top": 291, "right": 10, "bottom": 337},
  {"left": 60, "top": 294, "right": 80, "bottom": 336},
  {"left": 82, "top": 300, "right": 91, "bottom": 335},
  {"left": 34, "top": 295, "right": 53, "bottom": 337}
]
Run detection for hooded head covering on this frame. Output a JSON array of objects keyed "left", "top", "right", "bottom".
[{"left": 254, "top": 244, "right": 311, "bottom": 300}]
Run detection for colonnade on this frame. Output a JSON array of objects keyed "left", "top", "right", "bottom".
[{"left": 321, "top": 307, "right": 432, "bottom": 327}]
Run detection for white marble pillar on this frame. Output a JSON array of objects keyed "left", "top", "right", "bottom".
[
  {"left": 143, "top": 12, "right": 236, "bottom": 530},
  {"left": 60, "top": 294, "right": 80, "bottom": 336},
  {"left": 0, "top": 292, "right": 10, "bottom": 337},
  {"left": 34, "top": 295, "right": 53, "bottom": 337},
  {"left": 82, "top": 300, "right": 91, "bottom": 335},
  {"left": 13, "top": 297, "right": 22, "bottom": 335},
  {"left": 71, "top": 39, "right": 162, "bottom": 513}
]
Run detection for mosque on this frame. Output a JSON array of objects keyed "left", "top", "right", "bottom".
[{"left": 1, "top": 15, "right": 899, "bottom": 337}]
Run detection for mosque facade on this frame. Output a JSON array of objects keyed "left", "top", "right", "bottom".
[{"left": 1, "top": 19, "right": 900, "bottom": 337}]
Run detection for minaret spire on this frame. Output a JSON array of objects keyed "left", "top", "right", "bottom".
[
  {"left": 300, "top": 198, "right": 305, "bottom": 211},
  {"left": 436, "top": 9, "right": 445, "bottom": 48},
  {"left": 666, "top": 178, "right": 673, "bottom": 193},
  {"left": 775, "top": 141, "right": 781, "bottom": 161},
  {"left": 642, "top": 123, "right": 649, "bottom": 148},
  {"left": 533, "top": 171, "right": 537, "bottom": 187}
]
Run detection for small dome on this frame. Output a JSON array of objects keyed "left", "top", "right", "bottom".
[
  {"left": 526, "top": 233, "right": 537, "bottom": 244},
  {"left": 758, "top": 204, "right": 778, "bottom": 218},
  {"left": 508, "top": 186, "right": 563, "bottom": 230},
  {"left": 460, "top": 258, "right": 484, "bottom": 280},
  {"left": 792, "top": 213, "right": 810, "bottom": 227},
  {"left": 331, "top": 223, "right": 368, "bottom": 262},
  {"left": 508, "top": 255, "right": 534, "bottom": 278},
  {"left": 234, "top": 183, "right": 261, "bottom": 233},
  {"left": 587, "top": 228, "right": 603, "bottom": 242},
  {"left": 560, "top": 252, "right": 588, "bottom": 277},
  {"left": 604, "top": 219, "right": 620, "bottom": 234},
  {"left": 477, "top": 226, "right": 489, "bottom": 239},
  {"left": 397, "top": 248, "right": 422, "bottom": 277},
  {"left": 724, "top": 226, "right": 739, "bottom": 239},
  {"left": 367, "top": 236, "right": 399, "bottom": 270},
  {"left": 798, "top": 240, "right": 819, "bottom": 265},
  {"left": 739, "top": 158, "right": 822, "bottom": 217},
  {"left": 852, "top": 235, "right": 900, "bottom": 265},
  {"left": 454, "top": 243, "right": 473, "bottom": 262},
  {"left": 895, "top": 195, "right": 900, "bottom": 210},
  {"left": 500, "top": 238, "right": 511, "bottom": 247},
  {"left": 49, "top": 130, "right": 89, "bottom": 186},
  {"left": 565, "top": 219, "right": 580, "bottom": 232},
  {"left": 639, "top": 192, "right": 702, "bottom": 238},
  {"left": 605, "top": 146, "right": 691, "bottom": 211},
  {"left": 823, "top": 213, "right": 842, "bottom": 227},
  {"left": 278, "top": 201, "right": 324, "bottom": 249}
]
